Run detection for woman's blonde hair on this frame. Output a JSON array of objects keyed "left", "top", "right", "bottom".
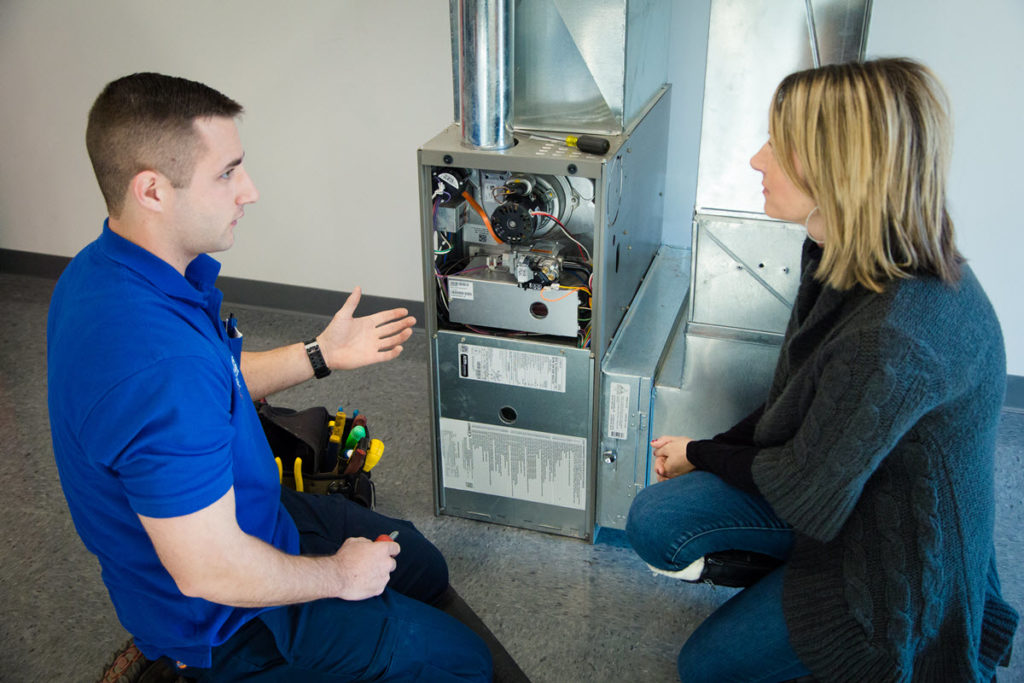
[{"left": 769, "top": 58, "right": 962, "bottom": 292}]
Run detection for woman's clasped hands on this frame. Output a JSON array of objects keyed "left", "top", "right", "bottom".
[{"left": 650, "top": 435, "right": 696, "bottom": 482}]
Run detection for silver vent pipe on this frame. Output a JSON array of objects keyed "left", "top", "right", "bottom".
[{"left": 458, "top": 0, "right": 513, "bottom": 150}]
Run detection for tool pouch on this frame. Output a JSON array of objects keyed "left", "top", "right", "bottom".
[
  {"left": 255, "top": 401, "right": 376, "bottom": 508},
  {"left": 256, "top": 403, "right": 331, "bottom": 473}
]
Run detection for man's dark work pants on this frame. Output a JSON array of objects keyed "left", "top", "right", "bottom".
[{"left": 190, "top": 487, "right": 493, "bottom": 682}]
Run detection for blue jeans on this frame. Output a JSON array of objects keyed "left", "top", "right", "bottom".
[
  {"left": 626, "top": 472, "right": 811, "bottom": 682},
  {"left": 191, "top": 487, "right": 492, "bottom": 682}
]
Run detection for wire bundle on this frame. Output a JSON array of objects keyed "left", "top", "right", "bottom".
[{"left": 431, "top": 177, "right": 594, "bottom": 348}]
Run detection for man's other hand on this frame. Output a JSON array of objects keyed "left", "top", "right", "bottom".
[{"left": 332, "top": 536, "right": 400, "bottom": 601}]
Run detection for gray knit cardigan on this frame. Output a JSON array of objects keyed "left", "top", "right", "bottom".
[{"left": 750, "top": 240, "right": 1018, "bottom": 681}]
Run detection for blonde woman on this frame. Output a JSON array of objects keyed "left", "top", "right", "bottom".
[{"left": 627, "top": 59, "right": 1018, "bottom": 681}]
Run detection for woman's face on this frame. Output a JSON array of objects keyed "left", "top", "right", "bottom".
[{"left": 750, "top": 141, "right": 824, "bottom": 241}]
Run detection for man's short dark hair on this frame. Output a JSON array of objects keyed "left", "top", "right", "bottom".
[{"left": 86, "top": 72, "right": 243, "bottom": 217}]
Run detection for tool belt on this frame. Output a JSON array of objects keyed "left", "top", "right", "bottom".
[{"left": 255, "top": 401, "right": 381, "bottom": 509}]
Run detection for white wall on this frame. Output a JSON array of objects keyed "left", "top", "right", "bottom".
[
  {"left": 1, "top": 0, "right": 1021, "bottom": 373},
  {"left": 0, "top": 1, "right": 453, "bottom": 301},
  {"left": 866, "top": 0, "right": 1024, "bottom": 375}
]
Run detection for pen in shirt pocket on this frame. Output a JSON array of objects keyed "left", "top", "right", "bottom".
[{"left": 225, "top": 312, "right": 242, "bottom": 338}]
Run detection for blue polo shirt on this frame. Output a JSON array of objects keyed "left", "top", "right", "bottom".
[{"left": 47, "top": 222, "right": 300, "bottom": 667}]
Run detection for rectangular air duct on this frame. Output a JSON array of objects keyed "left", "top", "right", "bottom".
[{"left": 450, "top": 0, "right": 672, "bottom": 135}]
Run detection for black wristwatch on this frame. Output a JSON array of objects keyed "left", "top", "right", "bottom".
[{"left": 304, "top": 339, "right": 331, "bottom": 379}]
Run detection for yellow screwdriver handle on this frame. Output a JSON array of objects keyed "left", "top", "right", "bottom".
[{"left": 363, "top": 439, "right": 385, "bottom": 472}]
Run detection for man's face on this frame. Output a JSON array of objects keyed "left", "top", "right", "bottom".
[{"left": 168, "top": 116, "right": 259, "bottom": 260}]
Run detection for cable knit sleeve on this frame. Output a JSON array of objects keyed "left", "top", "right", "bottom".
[
  {"left": 751, "top": 325, "right": 943, "bottom": 543},
  {"left": 709, "top": 404, "right": 765, "bottom": 445},
  {"left": 687, "top": 440, "right": 760, "bottom": 495}
]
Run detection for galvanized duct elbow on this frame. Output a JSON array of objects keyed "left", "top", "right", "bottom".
[{"left": 458, "top": 0, "right": 513, "bottom": 150}]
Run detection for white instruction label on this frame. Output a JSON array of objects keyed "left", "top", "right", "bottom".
[
  {"left": 448, "top": 279, "right": 474, "bottom": 300},
  {"left": 439, "top": 418, "right": 587, "bottom": 510},
  {"left": 458, "top": 344, "right": 566, "bottom": 393},
  {"left": 607, "top": 382, "right": 631, "bottom": 440},
  {"left": 461, "top": 224, "right": 493, "bottom": 245}
]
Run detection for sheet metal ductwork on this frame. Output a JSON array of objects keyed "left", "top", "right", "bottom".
[
  {"left": 451, "top": 0, "right": 672, "bottom": 136},
  {"left": 457, "top": 0, "right": 514, "bottom": 150}
]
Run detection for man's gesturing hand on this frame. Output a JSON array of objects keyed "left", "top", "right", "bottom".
[{"left": 317, "top": 287, "right": 416, "bottom": 371}]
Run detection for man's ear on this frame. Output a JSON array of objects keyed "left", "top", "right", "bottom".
[{"left": 127, "top": 170, "right": 170, "bottom": 213}]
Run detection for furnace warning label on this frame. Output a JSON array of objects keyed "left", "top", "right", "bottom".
[
  {"left": 458, "top": 344, "right": 566, "bottom": 393},
  {"left": 448, "top": 280, "right": 474, "bottom": 300},
  {"left": 439, "top": 418, "right": 586, "bottom": 510},
  {"left": 607, "top": 382, "right": 631, "bottom": 440}
]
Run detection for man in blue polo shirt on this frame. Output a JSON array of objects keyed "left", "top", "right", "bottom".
[{"left": 47, "top": 73, "right": 493, "bottom": 681}]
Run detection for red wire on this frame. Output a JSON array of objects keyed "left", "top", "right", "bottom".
[{"left": 530, "top": 212, "right": 584, "bottom": 257}]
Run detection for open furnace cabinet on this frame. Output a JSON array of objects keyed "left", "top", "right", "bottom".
[{"left": 417, "top": 88, "right": 671, "bottom": 540}]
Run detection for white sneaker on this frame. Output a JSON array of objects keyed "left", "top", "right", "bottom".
[{"left": 647, "top": 556, "right": 705, "bottom": 582}]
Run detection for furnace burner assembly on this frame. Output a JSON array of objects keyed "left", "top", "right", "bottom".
[{"left": 431, "top": 168, "right": 593, "bottom": 345}]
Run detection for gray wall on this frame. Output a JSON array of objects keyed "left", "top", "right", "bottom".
[
  {"left": 1, "top": 0, "right": 1021, "bottom": 373},
  {"left": 0, "top": 1, "right": 453, "bottom": 301}
]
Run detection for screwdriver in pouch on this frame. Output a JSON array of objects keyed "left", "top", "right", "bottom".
[{"left": 530, "top": 133, "right": 611, "bottom": 155}]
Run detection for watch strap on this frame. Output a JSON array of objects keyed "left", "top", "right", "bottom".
[{"left": 303, "top": 339, "right": 331, "bottom": 379}]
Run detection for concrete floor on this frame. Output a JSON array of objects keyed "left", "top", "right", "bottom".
[{"left": 1, "top": 271, "right": 1021, "bottom": 682}]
